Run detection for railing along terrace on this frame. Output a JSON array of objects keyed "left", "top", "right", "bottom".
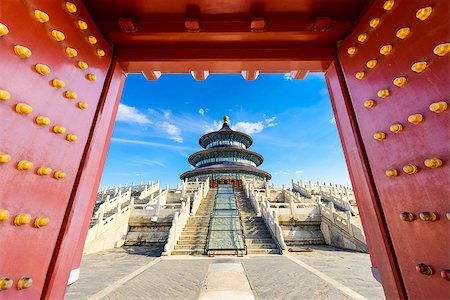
[
  {"left": 319, "top": 202, "right": 366, "bottom": 244},
  {"left": 260, "top": 199, "right": 287, "bottom": 252},
  {"left": 292, "top": 180, "right": 355, "bottom": 201},
  {"left": 86, "top": 191, "right": 133, "bottom": 244},
  {"left": 163, "top": 197, "right": 191, "bottom": 256},
  {"left": 320, "top": 190, "right": 357, "bottom": 215},
  {"left": 242, "top": 179, "right": 261, "bottom": 216},
  {"left": 292, "top": 180, "right": 357, "bottom": 214},
  {"left": 191, "top": 178, "right": 210, "bottom": 216}
]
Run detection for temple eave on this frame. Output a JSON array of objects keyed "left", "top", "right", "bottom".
[{"left": 180, "top": 166, "right": 271, "bottom": 180}]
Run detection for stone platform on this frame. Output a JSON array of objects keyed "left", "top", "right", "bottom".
[{"left": 65, "top": 245, "right": 385, "bottom": 300}]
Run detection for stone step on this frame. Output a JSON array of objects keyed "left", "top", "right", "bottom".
[
  {"left": 179, "top": 234, "right": 208, "bottom": 239},
  {"left": 177, "top": 239, "right": 206, "bottom": 245},
  {"left": 171, "top": 249, "right": 205, "bottom": 256},
  {"left": 205, "top": 249, "right": 247, "bottom": 255},
  {"left": 242, "top": 225, "right": 268, "bottom": 230},
  {"left": 183, "top": 229, "right": 209, "bottom": 233},
  {"left": 246, "top": 243, "right": 277, "bottom": 249},
  {"left": 185, "top": 222, "right": 210, "bottom": 226},
  {"left": 245, "top": 238, "right": 275, "bottom": 244},
  {"left": 187, "top": 217, "right": 211, "bottom": 221},
  {"left": 244, "top": 233, "right": 273, "bottom": 239},
  {"left": 246, "top": 248, "right": 281, "bottom": 255},
  {"left": 174, "top": 244, "right": 206, "bottom": 250}
]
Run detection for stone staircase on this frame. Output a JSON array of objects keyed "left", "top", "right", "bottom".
[
  {"left": 235, "top": 189, "right": 281, "bottom": 254},
  {"left": 171, "top": 189, "right": 216, "bottom": 255}
]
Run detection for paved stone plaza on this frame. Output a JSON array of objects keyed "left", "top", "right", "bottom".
[{"left": 65, "top": 245, "right": 384, "bottom": 300}]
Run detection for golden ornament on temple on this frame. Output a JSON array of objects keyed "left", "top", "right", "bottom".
[
  {"left": 77, "top": 102, "right": 89, "bottom": 110},
  {"left": 396, "top": 27, "right": 410, "bottom": 39},
  {"left": 66, "top": 134, "right": 78, "bottom": 142},
  {"left": 14, "top": 45, "right": 32, "bottom": 58},
  {"left": 429, "top": 101, "right": 448, "bottom": 113},
  {"left": 357, "top": 33, "right": 367, "bottom": 43},
  {"left": 34, "top": 216, "right": 50, "bottom": 228},
  {"left": 403, "top": 164, "right": 418, "bottom": 174},
  {"left": 366, "top": 59, "right": 377, "bottom": 69},
  {"left": 424, "top": 158, "right": 442, "bottom": 168},
  {"left": 0, "top": 23, "right": 9, "bottom": 36},
  {"left": 77, "top": 20, "right": 88, "bottom": 30},
  {"left": 52, "top": 79, "right": 65, "bottom": 88},
  {"left": 369, "top": 18, "right": 380, "bottom": 28},
  {"left": 383, "top": 0, "right": 394, "bottom": 11},
  {"left": 380, "top": 45, "right": 393, "bottom": 55},
  {"left": 0, "top": 209, "right": 10, "bottom": 222},
  {"left": 389, "top": 123, "right": 403, "bottom": 133},
  {"left": 54, "top": 171, "right": 66, "bottom": 179},
  {"left": 66, "top": 2, "right": 77, "bottom": 13},
  {"left": 347, "top": 47, "right": 356, "bottom": 55},
  {"left": 77, "top": 61, "right": 88, "bottom": 70},
  {"left": 52, "top": 30, "right": 66, "bottom": 42},
  {"left": 35, "top": 64, "right": 51, "bottom": 75},
  {"left": 17, "top": 277, "right": 32, "bottom": 290},
  {"left": 393, "top": 77, "right": 407, "bottom": 87},
  {"left": 36, "top": 116, "right": 51, "bottom": 126},
  {"left": 373, "top": 132, "right": 386, "bottom": 141},
  {"left": 377, "top": 89, "right": 390, "bottom": 98},
  {"left": 385, "top": 169, "right": 398, "bottom": 177},
  {"left": 0, "top": 154, "right": 11, "bottom": 163},
  {"left": 433, "top": 43, "right": 450, "bottom": 56},
  {"left": 416, "top": 7, "right": 433, "bottom": 21},
  {"left": 355, "top": 71, "right": 365, "bottom": 80},
  {"left": 88, "top": 35, "right": 98, "bottom": 45},
  {"left": 65, "top": 47, "right": 78, "bottom": 57},
  {"left": 14, "top": 214, "right": 31, "bottom": 226},
  {"left": 17, "top": 160, "right": 33, "bottom": 170},
  {"left": 0, "top": 89, "right": 11, "bottom": 101},
  {"left": 364, "top": 100, "right": 376, "bottom": 108},
  {"left": 408, "top": 114, "right": 423, "bottom": 124},
  {"left": 34, "top": 10, "right": 50, "bottom": 23},
  {"left": 53, "top": 125, "right": 66, "bottom": 134},
  {"left": 15, "top": 103, "right": 33, "bottom": 114}
]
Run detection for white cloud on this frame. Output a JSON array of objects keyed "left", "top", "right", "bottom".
[
  {"left": 202, "top": 120, "right": 222, "bottom": 133},
  {"left": 140, "top": 160, "right": 165, "bottom": 167},
  {"left": 160, "top": 121, "right": 183, "bottom": 143},
  {"left": 265, "top": 116, "right": 276, "bottom": 123},
  {"left": 205, "top": 115, "right": 278, "bottom": 135},
  {"left": 162, "top": 110, "right": 171, "bottom": 119},
  {"left": 198, "top": 108, "right": 207, "bottom": 116},
  {"left": 295, "top": 170, "right": 304, "bottom": 174},
  {"left": 265, "top": 116, "right": 277, "bottom": 127},
  {"left": 116, "top": 104, "right": 151, "bottom": 125},
  {"left": 234, "top": 121, "right": 265, "bottom": 135},
  {"left": 329, "top": 117, "right": 336, "bottom": 124},
  {"left": 284, "top": 73, "right": 294, "bottom": 80}
]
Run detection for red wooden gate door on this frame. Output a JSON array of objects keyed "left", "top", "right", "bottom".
[
  {"left": 333, "top": 0, "right": 449, "bottom": 298},
  {"left": 0, "top": 1, "right": 115, "bottom": 298}
]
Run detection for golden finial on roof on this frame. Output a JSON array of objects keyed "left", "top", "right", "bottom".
[{"left": 224, "top": 115, "right": 230, "bottom": 124}]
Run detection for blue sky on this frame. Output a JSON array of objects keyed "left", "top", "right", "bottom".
[{"left": 99, "top": 73, "right": 351, "bottom": 189}]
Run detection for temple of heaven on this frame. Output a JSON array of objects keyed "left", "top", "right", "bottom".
[{"left": 180, "top": 116, "right": 271, "bottom": 187}]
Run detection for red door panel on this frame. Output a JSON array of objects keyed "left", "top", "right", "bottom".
[
  {"left": 337, "top": 0, "right": 449, "bottom": 298},
  {"left": 0, "top": 1, "right": 112, "bottom": 298}
]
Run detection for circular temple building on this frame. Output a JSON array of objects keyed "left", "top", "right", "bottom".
[{"left": 180, "top": 116, "right": 271, "bottom": 187}]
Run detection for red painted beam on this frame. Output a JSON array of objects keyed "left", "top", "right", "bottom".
[
  {"left": 325, "top": 60, "right": 406, "bottom": 299},
  {"left": 43, "top": 61, "right": 125, "bottom": 299}
]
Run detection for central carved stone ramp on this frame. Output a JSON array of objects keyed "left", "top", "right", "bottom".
[
  {"left": 171, "top": 188, "right": 217, "bottom": 255},
  {"left": 234, "top": 189, "right": 281, "bottom": 254}
]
